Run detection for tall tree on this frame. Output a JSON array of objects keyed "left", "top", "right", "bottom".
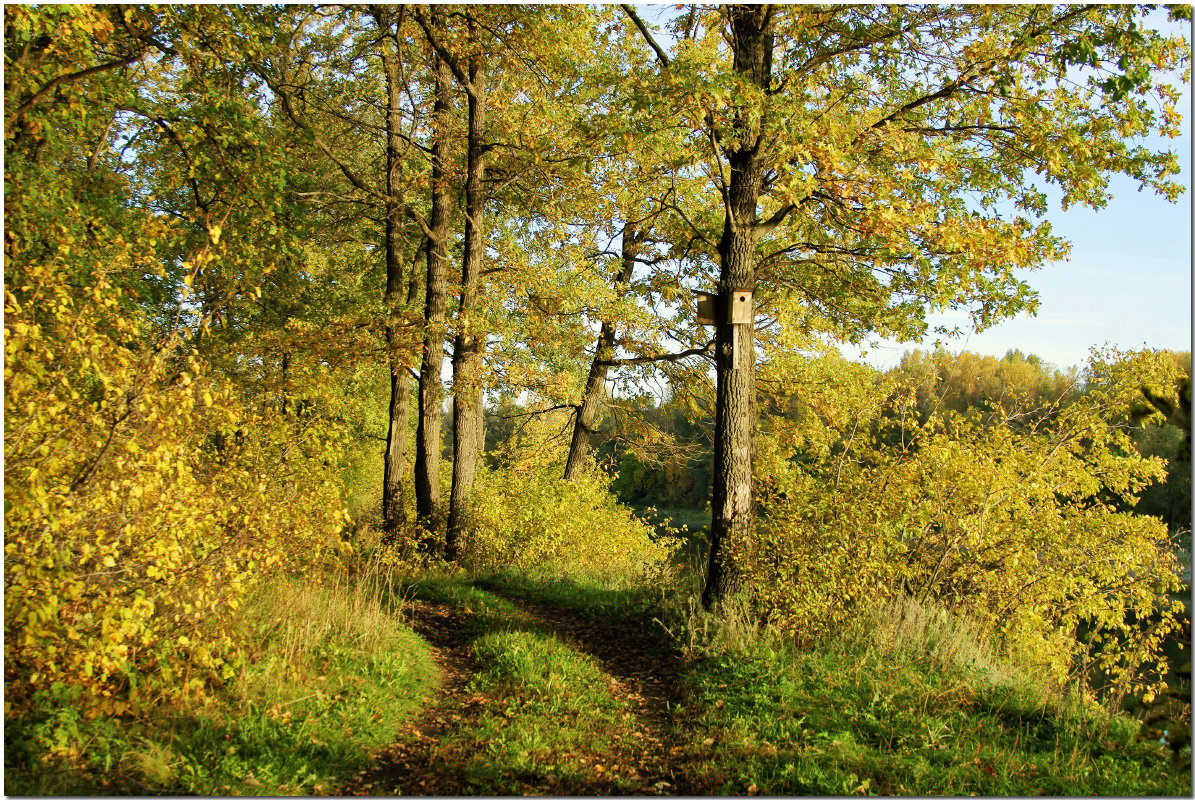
[
  {"left": 417, "top": 9, "right": 490, "bottom": 561},
  {"left": 374, "top": 5, "right": 421, "bottom": 539},
  {"left": 702, "top": 5, "right": 773, "bottom": 605},
  {"left": 619, "top": 4, "right": 1188, "bottom": 605},
  {"left": 253, "top": 6, "right": 433, "bottom": 537},
  {"left": 413, "top": 4, "right": 453, "bottom": 540}
]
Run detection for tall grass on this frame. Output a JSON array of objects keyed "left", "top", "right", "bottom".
[
  {"left": 5, "top": 556, "right": 434, "bottom": 796},
  {"left": 672, "top": 589, "right": 1186, "bottom": 795},
  {"left": 847, "top": 594, "right": 1030, "bottom": 688},
  {"left": 237, "top": 555, "right": 409, "bottom": 696}
]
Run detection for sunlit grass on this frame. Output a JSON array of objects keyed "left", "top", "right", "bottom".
[
  {"left": 675, "top": 593, "right": 1189, "bottom": 796},
  {"left": 4, "top": 561, "right": 435, "bottom": 796}
]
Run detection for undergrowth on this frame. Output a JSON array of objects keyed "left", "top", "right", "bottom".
[
  {"left": 477, "top": 565, "right": 1191, "bottom": 796},
  {"left": 670, "top": 590, "right": 1190, "bottom": 796},
  {"left": 4, "top": 564, "right": 434, "bottom": 795}
]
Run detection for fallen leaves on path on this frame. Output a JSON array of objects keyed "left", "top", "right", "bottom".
[{"left": 339, "top": 590, "right": 705, "bottom": 796}]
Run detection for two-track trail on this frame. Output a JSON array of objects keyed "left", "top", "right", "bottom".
[{"left": 339, "top": 587, "right": 701, "bottom": 796}]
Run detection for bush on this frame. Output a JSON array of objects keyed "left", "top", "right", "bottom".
[
  {"left": 748, "top": 349, "right": 1186, "bottom": 700},
  {"left": 4, "top": 264, "right": 351, "bottom": 715},
  {"left": 465, "top": 432, "right": 679, "bottom": 584}
]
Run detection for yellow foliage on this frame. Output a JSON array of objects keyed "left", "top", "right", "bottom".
[
  {"left": 749, "top": 350, "right": 1186, "bottom": 699},
  {"left": 464, "top": 418, "right": 680, "bottom": 584},
  {"left": 4, "top": 261, "right": 345, "bottom": 715}
]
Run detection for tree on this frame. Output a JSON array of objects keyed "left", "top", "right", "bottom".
[
  {"left": 413, "top": 4, "right": 453, "bottom": 540},
  {"left": 251, "top": 5, "right": 434, "bottom": 540},
  {"left": 414, "top": 8, "right": 491, "bottom": 562},
  {"left": 3, "top": 4, "right": 356, "bottom": 712},
  {"left": 622, "top": 4, "right": 1188, "bottom": 605}
]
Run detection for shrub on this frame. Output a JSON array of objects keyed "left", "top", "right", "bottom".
[
  {"left": 464, "top": 418, "right": 680, "bottom": 584},
  {"left": 4, "top": 263, "right": 350, "bottom": 715},
  {"left": 749, "top": 349, "right": 1186, "bottom": 700}
]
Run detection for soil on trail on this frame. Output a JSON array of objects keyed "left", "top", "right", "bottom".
[
  {"left": 340, "top": 590, "right": 700, "bottom": 796},
  {"left": 499, "top": 591, "right": 699, "bottom": 795},
  {"left": 340, "top": 600, "right": 482, "bottom": 797}
]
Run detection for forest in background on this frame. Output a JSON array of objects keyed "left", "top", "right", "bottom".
[{"left": 4, "top": 4, "right": 1192, "bottom": 794}]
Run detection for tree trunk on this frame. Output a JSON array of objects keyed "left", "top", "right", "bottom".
[
  {"left": 382, "top": 351, "right": 411, "bottom": 537},
  {"left": 702, "top": 6, "right": 773, "bottom": 608},
  {"left": 446, "top": 37, "right": 487, "bottom": 563},
  {"left": 414, "top": 5, "right": 452, "bottom": 542},
  {"left": 563, "top": 225, "right": 639, "bottom": 480},
  {"left": 380, "top": 39, "right": 411, "bottom": 540}
]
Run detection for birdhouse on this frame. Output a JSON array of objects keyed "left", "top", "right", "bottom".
[
  {"left": 729, "top": 290, "right": 753, "bottom": 324},
  {"left": 695, "top": 291, "right": 716, "bottom": 325}
]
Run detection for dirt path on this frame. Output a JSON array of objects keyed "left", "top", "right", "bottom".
[
  {"left": 340, "top": 600, "right": 484, "bottom": 796},
  {"left": 339, "top": 589, "right": 700, "bottom": 796},
  {"left": 494, "top": 591, "right": 698, "bottom": 795}
]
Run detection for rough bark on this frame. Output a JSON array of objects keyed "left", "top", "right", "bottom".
[
  {"left": 381, "top": 39, "right": 410, "bottom": 540},
  {"left": 414, "top": 5, "right": 452, "bottom": 541},
  {"left": 563, "top": 225, "right": 639, "bottom": 480},
  {"left": 446, "top": 37, "right": 487, "bottom": 563},
  {"left": 702, "top": 6, "right": 773, "bottom": 608}
]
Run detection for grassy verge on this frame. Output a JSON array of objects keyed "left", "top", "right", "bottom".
[
  {"left": 399, "top": 568, "right": 1191, "bottom": 796},
  {"left": 4, "top": 568, "right": 435, "bottom": 796},
  {"left": 677, "top": 595, "right": 1190, "bottom": 796},
  {"left": 471, "top": 568, "right": 665, "bottom": 620}
]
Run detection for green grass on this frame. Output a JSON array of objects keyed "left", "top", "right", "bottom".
[
  {"left": 471, "top": 568, "right": 665, "bottom": 620},
  {"left": 418, "top": 569, "right": 1191, "bottom": 795},
  {"left": 400, "top": 572, "right": 651, "bottom": 794},
  {"left": 4, "top": 571, "right": 436, "bottom": 796},
  {"left": 10, "top": 562, "right": 1187, "bottom": 796},
  {"left": 678, "top": 620, "right": 1189, "bottom": 796}
]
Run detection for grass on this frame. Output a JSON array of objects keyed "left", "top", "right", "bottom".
[
  {"left": 4, "top": 563, "right": 435, "bottom": 796},
  {"left": 8, "top": 558, "right": 1188, "bottom": 796},
  {"left": 674, "top": 593, "right": 1191, "bottom": 796},
  {"left": 471, "top": 568, "right": 667, "bottom": 619},
  {"left": 415, "top": 567, "right": 1190, "bottom": 795},
  {"left": 396, "top": 571, "right": 653, "bottom": 794},
  {"left": 440, "top": 628, "right": 639, "bottom": 793}
]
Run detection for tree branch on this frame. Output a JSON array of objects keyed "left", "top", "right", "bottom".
[
  {"left": 11, "top": 52, "right": 146, "bottom": 121},
  {"left": 620, "top": 4, "right": 672, "bottom": 67},
  {"left": 599, "top": 341, "right": 715, "bottom": 367},
  {"left": 411, "top": 7, "right": 475, "bottom": 98}
]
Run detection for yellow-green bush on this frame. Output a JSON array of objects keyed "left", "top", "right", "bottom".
[
  {"left": 3, "top": 4, "right": 366, "bottom": 718},
  {"left": 464, "top": 427, "right": 680, "bottom": 583},
  {"left": 750, "top": 349, "right": 1186, "bottom": 700},
  {"left": 4, "top": 263, "right": 349, "bottom": 714}
]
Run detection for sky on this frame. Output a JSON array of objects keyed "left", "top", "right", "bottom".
[
  {"left": 633, "top": 5, "right": 1193, "bottom": 374},
  {"left": 843, "top": 123, "right": 1192, "bottom": 373}
]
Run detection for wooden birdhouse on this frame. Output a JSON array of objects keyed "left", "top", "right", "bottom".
[
  {"left": 729, "top": 290, "right": 753, "bottom": 324},
  {"left": 695, "top": 291, "right": 716, "bottom": 325}
]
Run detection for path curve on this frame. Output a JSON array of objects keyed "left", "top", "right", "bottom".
[
  {"left": 490, "top": 590, "right": 699, "bottom": 795},
  {"left": 340, "top": 588, "right": 700, "bottom": 796}
]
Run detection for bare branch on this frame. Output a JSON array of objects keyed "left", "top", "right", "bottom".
[{"left": 599, "top": 340, "right": 715, "bottom": 367}]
